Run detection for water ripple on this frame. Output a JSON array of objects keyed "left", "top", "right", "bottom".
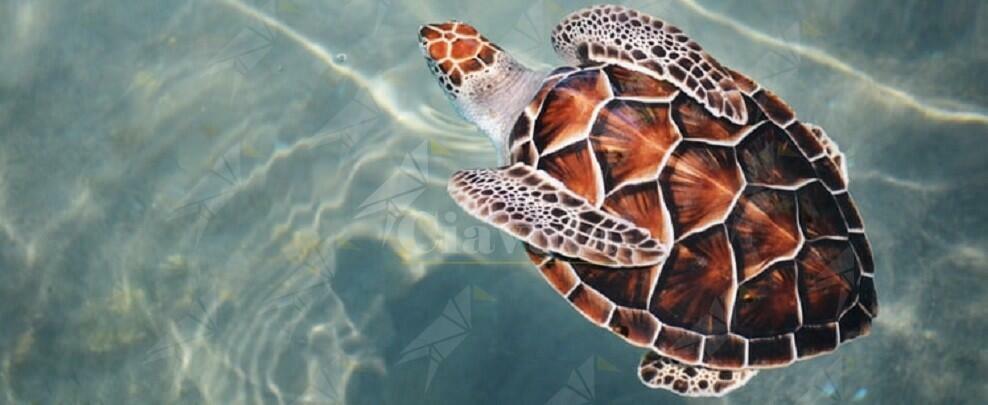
[{"left": 678, "top": 0, "right": 988, "bottom": 126}]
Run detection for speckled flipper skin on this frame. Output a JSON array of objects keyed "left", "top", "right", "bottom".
[
  {"left": 552, "top": 4, "right": 749, "bottom": 125},
  {"left": 448, "top": 163, "right": 666, "bottom": 267}
]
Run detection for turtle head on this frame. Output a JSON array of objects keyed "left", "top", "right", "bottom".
[
  {"left": 418, "top": 22, "right": 500, "bottom": 97},
  {"left": 419, "top": 22, "right": 546, "bottom": 162}
]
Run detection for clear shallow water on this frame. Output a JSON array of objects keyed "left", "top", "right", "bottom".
[{"left": 1, "top": 0, "right": 986, "bottom": 404}]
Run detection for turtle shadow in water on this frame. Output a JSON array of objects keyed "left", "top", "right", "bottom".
[
  {"left": 339, "top": 249, "right": 523, "bottom": 404},
  {"left": 323, "top": 237, "right": 413, "bottom": 405},
  {"left": 331, "top": 237, "right": 416, "bottom": 340},
  {"left": 357, "top": 250, "right": 662, "bottom": 405},
  {"left": 348, "top": 252, "right": 501, "bottom": 404}
]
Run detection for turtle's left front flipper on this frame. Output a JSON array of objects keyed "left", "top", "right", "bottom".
[{"left": 447, "top": 163, "right": 666, "bottom": 267}]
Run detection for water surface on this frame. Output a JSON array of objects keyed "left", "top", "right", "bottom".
[{"left": 1, "top": 0, "right": 986, "bottom": 404}]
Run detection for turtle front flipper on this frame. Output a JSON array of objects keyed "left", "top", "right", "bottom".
[
  {"left": 448, "top": 163, "right": 666, "bottom": 267},
  {"left": 638, "top": 351, "right": 757, "bottom": 397},
  {"left": 551, "top": 5, "right": 749, "bottom": 125}
]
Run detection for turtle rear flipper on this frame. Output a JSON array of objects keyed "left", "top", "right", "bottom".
[
  {"left": 638, "top": 351, "right": 757, "bottom": 397},
  {"left": 448, "top": 163, "right": 666, "bottom": 267}
]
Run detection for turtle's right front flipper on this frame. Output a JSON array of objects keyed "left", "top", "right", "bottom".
[
  {"left": 551, "top": 5, "right": 749, "bottom": 125},
  {"left": 448, "top": 163, "right": 666, "bottom": 267}
]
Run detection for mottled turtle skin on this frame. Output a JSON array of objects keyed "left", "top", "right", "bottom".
[{"left": 508, "top": 61, "right": 877, "bottom": 372}]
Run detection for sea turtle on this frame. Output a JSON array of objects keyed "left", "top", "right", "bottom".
[{"left": 419, "top": 4, "right": 876, "bottom": 397}]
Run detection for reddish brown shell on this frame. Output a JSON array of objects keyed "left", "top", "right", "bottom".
[{"left": 511, "top": 64, "right": 876, "bottom": 370}]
